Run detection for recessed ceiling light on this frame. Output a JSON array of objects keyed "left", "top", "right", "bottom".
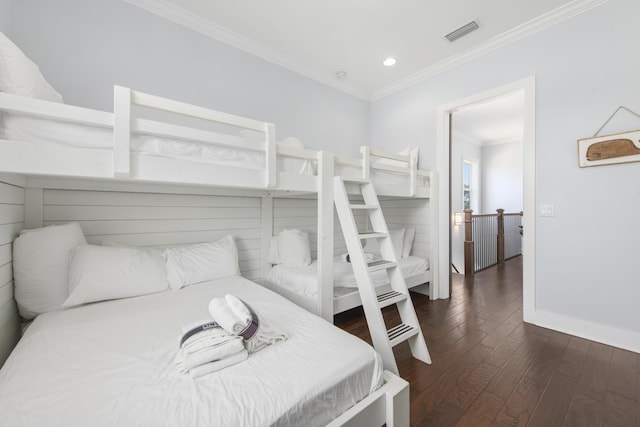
[
  {"left": 335, "top": 71, "right": 347, "bottom": 79},
  {"left": 383, "top": 57, "right": 397, "bottom": 67}
]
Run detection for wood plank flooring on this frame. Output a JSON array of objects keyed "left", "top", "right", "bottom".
[{"left": 334, "top": 257, "right": 639, "bottom": 427}]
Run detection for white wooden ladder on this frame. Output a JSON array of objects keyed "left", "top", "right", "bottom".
[{"left": 333, "top": 176, "right": 431, "bottom": 375}]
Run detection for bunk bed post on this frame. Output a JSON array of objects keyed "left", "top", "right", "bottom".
[
  {"left": 360, "top": 146, "right": 370, "bottom": 180},
  {"left": 264, "top": 123, "right": 277, "bottom": 188},
  {"left": 113, "top": 86, "right": 132, "bottom": 178},
  {"left": 429, "top": 171, "right": 440, "bottom": 299},
  {"left": 24, "top": 187, "right": 44, "bottom": 229},
  {"left": 261, "top": 195, "right": 274, "bottom": 279},
  {"left": 317, "top": 150, "right": 335, "bottom": 322},
  {"left": 409, "top": 155, "right": 417, "bottom": 197}
]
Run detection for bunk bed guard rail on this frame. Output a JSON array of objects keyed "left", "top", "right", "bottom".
[
  {"left": 360, "top": 146, "right": 418, "bottom": 197},
  {"left": 113, "top": 86, "right": 277, "bottom": 187}
]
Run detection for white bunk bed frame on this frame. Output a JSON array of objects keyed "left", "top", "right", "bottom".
[{"left": 0, "top": 86, "right": 433, "bottom": 426}]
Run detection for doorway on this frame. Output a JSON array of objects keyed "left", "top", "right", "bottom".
[{"left": 434, "top": 77, "right": 536, "bottom": 322}]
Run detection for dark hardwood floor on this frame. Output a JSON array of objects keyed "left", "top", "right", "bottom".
[{"left": 335, "top": 257, "right": 640, "bottom": 427}]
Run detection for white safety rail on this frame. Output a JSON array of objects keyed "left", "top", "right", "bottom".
[{"left": 0, "top": 87, "right": 319, "bottom": 192}]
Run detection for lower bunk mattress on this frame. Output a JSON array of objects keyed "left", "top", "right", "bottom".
[
  {"left": 266, "top": 255, "right": 430, "bottom": 299},
  {"left": 0, "top": 276, "right": 382, "bottom": 427}
]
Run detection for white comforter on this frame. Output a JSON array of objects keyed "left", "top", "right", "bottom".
[{"left": 0, "top": 276, "right": 382, "bottom": 427}]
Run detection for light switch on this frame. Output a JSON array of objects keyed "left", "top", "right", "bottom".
[{"left": 539, "top": 204, "right": 554, "bottom": 217}]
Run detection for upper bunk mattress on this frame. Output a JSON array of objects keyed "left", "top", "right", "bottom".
[
  {"left": 0, "top": 276, "right": 382, "bottom": 427},
  {"left": 0, "top": 112, "right": 313, "bottom": 174},
  {"left": 266, "top": 255, "right": 430, "bottom": 298}
]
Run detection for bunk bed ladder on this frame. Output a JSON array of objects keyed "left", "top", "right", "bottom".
[{"left": 333, "top": 176, "right": 431, "bottom": 375}]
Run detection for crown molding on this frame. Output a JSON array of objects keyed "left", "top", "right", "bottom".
[
  {"left": 124, "top": 0, "right": 370, "bottom": 100},
  {"left": 371, "top": 0, "right": 611, "bottom": 100}
]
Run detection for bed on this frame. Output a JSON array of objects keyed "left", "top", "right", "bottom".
[
  {"left": 0, "top": 34, "right": 431, "bottom": 410},
  {"left": 264, "top": 255, "right": 430, "bottom": 315},
  {"left": 0, "top": 274, "right": 409, "bottom": 426}
]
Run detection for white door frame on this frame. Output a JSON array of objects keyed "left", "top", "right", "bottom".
[{"left": 434, "top": 76, "right": 536, "bottom": 322}]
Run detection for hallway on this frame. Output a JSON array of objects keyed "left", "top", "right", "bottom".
[{"left": 335, "top": 257, "right": 639, "bottom": 426}]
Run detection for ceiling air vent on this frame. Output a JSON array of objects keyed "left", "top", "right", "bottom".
[{"left": 445, "top": 20, "right": 479, "bottom": 42}]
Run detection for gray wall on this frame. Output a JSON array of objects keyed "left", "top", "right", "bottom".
[
  {"left": 5, "top": 0, "right": 369, "bottom": 157},
  {"left": 370, "top": 0, "right": 640, "bottom": 348},
  {"left": 0, "top": 0, "right": 10, "bottom": 34}
]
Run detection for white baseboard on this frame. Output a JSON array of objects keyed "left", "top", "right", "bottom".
[{"left": 527, "top": 309, "right": 640, "bottom": 354}]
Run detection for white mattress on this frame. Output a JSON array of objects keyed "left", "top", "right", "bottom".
[
  {"left": 0, "top": 276, "right": 382, "bottom": 427},
  {"left": 0, "top": 112, "right": 314, "bottom": 174},
  {"left": 266, "top": 255, "right": 430, "bottom": 298}
]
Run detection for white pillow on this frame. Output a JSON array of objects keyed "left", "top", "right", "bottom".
[
  {"left": 277, "top": 229, "right": 311, "bottom": 266},
  {"left": 0, "top": 32, "right": 63, "bottom": 102},
  {"left": 267, "top": 236, "right": 280, "bottom": 264},
  {"left": 402, "top": 227, "right": 416, "bottom": 258},
  {"left": 364, "top": 228, "right": 404, "bottom": 258},
  {"left": 64, "top": 245, "right": 169, "bottom": 307},
  {"left": 165, "top": 235, "right": 240, "bottom": 290},
  {"left": 13, "top": 222, "right": 86, "bottom": 319}
]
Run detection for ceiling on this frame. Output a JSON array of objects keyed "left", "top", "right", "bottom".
[
  {"left": 453, "top": 91, "right": 525, "bottom": 146},
  {"left": 128, "top": 0, "right": 606, "bottom": 100}
]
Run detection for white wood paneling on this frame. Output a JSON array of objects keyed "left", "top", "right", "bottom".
[
  {"left": 42, "top": 189, "right": 263, "bottom": 279},
  {"left": 0, "top": 178, "right": 24, "bottom": 367},
  {"left": 381, "top": 198, "right": 431, "bottom": 260}
]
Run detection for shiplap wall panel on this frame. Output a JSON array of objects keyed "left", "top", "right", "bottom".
[
  {"left": 43, "top": 190, "right": 263, "bottom": 280},
  {"left": 381, "top": 198, "right": 431, "bottom": 261},
  {"left": 272, "top": 197, "right": 368, "bottom": 259},
  {"left": 0, "top": 178, "right": 24, "bottom": 367}
]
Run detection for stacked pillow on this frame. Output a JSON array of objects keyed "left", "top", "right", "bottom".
[
  {"left": 64, "top": 244, "right": 169, "bottom": 307},
  {"left": 0, "top": 31, "right": 64, "bottom": 102},
  {"left": 13, "top": 223, "right": 86, "bottom": 319},
  {"left": 12, "top": 223, "right": 241, "bottom": 317},
  {"left": 165, "top": 235, "right": 240, "bottom": 290}
]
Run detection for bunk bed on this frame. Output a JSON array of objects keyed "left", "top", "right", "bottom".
[
  {"left": 0, "top": 76, "right": 435, "bottom": 424},
  {"left": 0, "top": 30, "right": 434, "bottom": 425}
]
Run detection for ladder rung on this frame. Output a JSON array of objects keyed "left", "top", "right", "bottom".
[
  {"left": 350, "top": 204, "right": 379, "bottom": 210},
  {"left": 387, "top": 323, "right": 419, "bottom": 346},
  {"left": 367, "top": 260, "right": 397, "bottom": 272},
  {"left": 377, "top": 290, "right": 407, "bottom": 308},
  {"left": 342, "top": 177, "right": 369, "bottom": 184},
  {"left": 358, "top": 232, "right": 387, "bottom": 240}
]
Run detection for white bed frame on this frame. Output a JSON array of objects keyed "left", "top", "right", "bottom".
[
  {"left": 259, "top": 270, "right": 430, "bottom": 316},
  {"left": 0, "top": 86, "right": 430, "bottom": 426}
]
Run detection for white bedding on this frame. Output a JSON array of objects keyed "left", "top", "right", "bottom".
[
  {"left": 0, "top": 276, "right": 382, "bottom": 427},
  {"left": 266, "top": 255, "right": 430, "bottom": 298},
  {"left": 0, "top": 112, "right": 314, "bottom": 174}
]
